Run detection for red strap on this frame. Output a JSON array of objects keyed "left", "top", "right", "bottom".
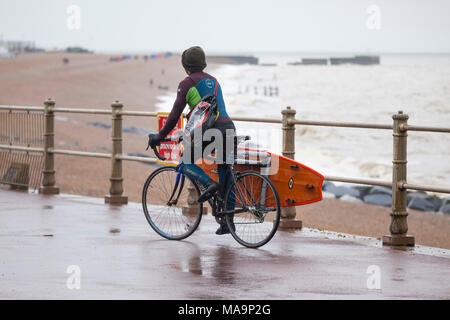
[{"left": 213, "top": 78, "right": 218, "bottom": 96}]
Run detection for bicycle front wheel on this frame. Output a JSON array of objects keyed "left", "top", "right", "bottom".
[
  {"left": 224, "top": 171, "right": 281, "bottom": 248},
  {"left": 142, "top": 166, "right": 203, "bottom": 240}
]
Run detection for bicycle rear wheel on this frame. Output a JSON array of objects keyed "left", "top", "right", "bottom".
[
  {"left": 224, "top": 170, "right": 281, "bottom": 248},
  {"left": 142, "top": 166, "right": 203, "bottom": 240}
]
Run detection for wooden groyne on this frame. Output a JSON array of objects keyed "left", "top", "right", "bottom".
[
  {"left": 287, "top": 55, "right": 380, "bottom": 66},
  {"left": 330, "top": 55, "right": 380, "bottom": 65},
  {"left": 208, "top": 55, "right": 259, "bottom": 65}
]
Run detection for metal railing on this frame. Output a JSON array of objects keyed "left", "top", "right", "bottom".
[
  {"left": 1, "top": 99, "right": 449, "bottom": 247},
  {"left": 0, "top": 108, "right": 45, "bottom": 190}
]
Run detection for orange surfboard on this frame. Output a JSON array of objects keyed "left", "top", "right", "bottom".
[{"left": 196, "top": 146, "right": 324, "bottom": 207}]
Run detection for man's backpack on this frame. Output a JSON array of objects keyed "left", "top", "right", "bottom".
[{"left": 184, "top": 79, "right": 219, "bottom": 141}]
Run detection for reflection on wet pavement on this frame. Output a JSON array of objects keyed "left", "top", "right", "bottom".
[
  {"left": 391, "top": 267, "right": 406, "bottom": 282},
  {"left": 0, "top": 189, "right": 449, "bottom": 299},
  {"left": 109, "top": 228, "right": 121, "bottom": 235}
]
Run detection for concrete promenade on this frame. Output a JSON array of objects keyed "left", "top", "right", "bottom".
[{"left": 0, "top": 188, "right": 449, "bottom": 299}]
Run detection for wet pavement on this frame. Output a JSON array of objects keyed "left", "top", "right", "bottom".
[{"left": 0, "top": 188, "right": 449, "bottom": 299}]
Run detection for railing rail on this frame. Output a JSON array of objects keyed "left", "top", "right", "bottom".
[
  {"left": 0, "top": 145, "right": 45, "bottom": 153},
  {"left": 402, "top": 124, "right": 450, "bottom": 133},
  {"left": 0, "top": 106, "right": 45, "bottom": 112},
  {"left": 323, "top": 175, "right": 392, "bottom": 188},
  {"left": 1, "top": 101, "right": 449, "bottom": 247},
  {"left": 290, "top": 119, "right": 393, "bottom": 130},
  {"left": 399, "top": 182, "right": 450, "bottom": 194},
  {"left": 50, "top": 148, "right": 111, "bottom": 159}
]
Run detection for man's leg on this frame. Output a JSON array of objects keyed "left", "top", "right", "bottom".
[
  {"left": 179, "top": 162, "right": 211, "bottom": 186},
  {"left": 215, "top": 163, "right": 236, "bottom": 235},
  {"left": 215, "top": 128, "right": 236, "bottom": 235},
  {"left": 179, "top": 162, "right": 218, "bottom": 203},
  {"left": 181, "top": 132, "right": 219, "bottom": 203},
  {"left": 217, "top": 164, "right": 234, "bottom": 209}
]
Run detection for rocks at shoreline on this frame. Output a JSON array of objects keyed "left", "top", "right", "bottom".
[
  {"left": 322, "top": 181, "right": 361, "bottom": 199},
  {"left": 363, "top": 186, "right": 392, "bottom": 207},
  {"left": 439, "top": 199, "right": 450, "bottom": 214},
  {"left": 322, "top": 181, "right": 448, "bottom": 214}
]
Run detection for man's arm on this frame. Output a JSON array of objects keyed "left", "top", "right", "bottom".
[{"left": 158, "top": 78, "right": 192, "bottom": 138}]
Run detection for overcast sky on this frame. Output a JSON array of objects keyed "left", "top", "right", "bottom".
[{"left": 1, "top": 0, "right": 449, "bottom": 53}]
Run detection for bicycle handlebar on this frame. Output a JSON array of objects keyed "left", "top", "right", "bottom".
[{"left": 146, "top": 135, "right": 183, "bottom": 161}]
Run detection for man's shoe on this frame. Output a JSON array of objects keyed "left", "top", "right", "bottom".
[
  {"left": 215, "top": 221, "right": 235, "bottom": 235},
  {"left": 198, "top": 180, "right": 219, "bottom": 203},
  {"left": 216, "top": 224, "right": 230, "bottom": 235}
]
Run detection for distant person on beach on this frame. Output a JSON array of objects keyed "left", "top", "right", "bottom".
[{"left": 148, "top": 46, "right": 236, "bottom": 235}]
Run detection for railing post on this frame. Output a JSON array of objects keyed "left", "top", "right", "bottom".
[
  {"left": 279, "top": 106, "right": 302, "bottom": 230},
  {"left": 383, "top": 111, "right": 415, "bottom": 246},
  {"left": 182, "top": 182, "right": 207, "bottom": 216},
  {"left": 39, "top": 98, "right": 59, "bottom": 195},
  {"left": 105, "top": 100, "right": 128, "bottom": 205}
]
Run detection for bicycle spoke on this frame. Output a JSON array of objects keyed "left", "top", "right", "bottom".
[
  {"left": 142, "top": 167, "right": 202, "bottom": 240},
  {"left": 225, "top": 171, "right": 281, "bottom": 248}
]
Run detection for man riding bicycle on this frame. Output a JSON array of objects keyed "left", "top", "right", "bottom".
[{"left": 148, "top": 46, "right": 236, "bottom": 235}]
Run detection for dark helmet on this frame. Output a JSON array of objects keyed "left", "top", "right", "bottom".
[{"left": 181, "top": 46, "right": 207, "bottom": 72}]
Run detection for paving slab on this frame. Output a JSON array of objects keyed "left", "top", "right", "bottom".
[{"left": 0, "top": 188, "right": 449, "bottom": 299}]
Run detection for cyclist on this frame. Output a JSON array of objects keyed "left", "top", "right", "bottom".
[{"left": 148, "top": 46, "right": 236, "bottom": 235}]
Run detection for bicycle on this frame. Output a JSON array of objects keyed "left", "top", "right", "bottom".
[{"left": 142, "top": 135, "right": 281, "bottom": 248}]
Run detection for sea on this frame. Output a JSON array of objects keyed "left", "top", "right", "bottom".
[{"left": 155, "top": 53, "right": 450, "bottom": 192}]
